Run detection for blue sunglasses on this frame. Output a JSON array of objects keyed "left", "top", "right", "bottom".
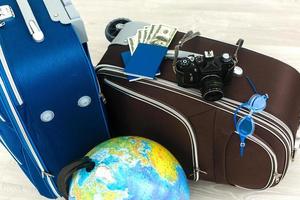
[{"left": 233, "top": 77, "right": 269, "bottom": 157}]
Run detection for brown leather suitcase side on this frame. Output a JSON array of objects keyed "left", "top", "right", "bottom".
[{"left": 97, "top": 23, "right": 300, "bottom": 189}]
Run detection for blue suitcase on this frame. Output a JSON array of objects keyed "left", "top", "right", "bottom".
[{"left": 0, "top": 0, "right": 110, "bottom": 198}]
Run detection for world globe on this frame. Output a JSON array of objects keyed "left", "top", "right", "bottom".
[{"left": 68, "top": 136, "right": 190, "bottom": 200}]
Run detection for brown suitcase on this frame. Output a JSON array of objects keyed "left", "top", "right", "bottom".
[{"left": 97, "top": 21, "right": 300, "bottom": 190}]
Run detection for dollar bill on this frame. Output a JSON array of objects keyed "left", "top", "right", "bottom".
[
  {"left": 128, "top": 36, "right": 139, "bottom": 54},
  {"left": 147, "top": 25, "right": 177, "bottom": 47},
  {"left": 145, "top": 24, "right": 160, "bottom": 44},
  {"left": 144, "top": 26, "right": 150, "bottom": 43},
  {"left": 129, "top": 27, "right": 149, "bottom": 54},
  {"left": 137, "top": 29, "right": 147, "bottom": 44},
  {"left": 126, "top": 24, "right": 177, "bottom": 81},
  {"left": 141, "top": 26, "right": 151, "bottom": 43},
  {"left": 128, "top": 24, "right": 177, "bottom": 54}
]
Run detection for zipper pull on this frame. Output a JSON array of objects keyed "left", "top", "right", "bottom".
[
  {"left": 292, "top": 134, "right": 300, "bottom": 161},
  {"left": 100, "top": 93, "right": 107, "bottom": 104},
  {"left": 42, "top": 171, "right": 55, "bottom": 179},
  {"left": 292, "top": 148, "right": 297, "bottom": 161},
  {"left": 16, "top": 0, "right": 44, "bottom": 42},
  {"left": 195, "top": 168, "right": 208, "bottom": 175},
  {"left": 274, "top": 173, "right": 282, "bottom": 184}
]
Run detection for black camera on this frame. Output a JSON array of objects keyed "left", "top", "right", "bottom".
[{"left": 175, "top": 51, "right": 235, "bottom": 101}]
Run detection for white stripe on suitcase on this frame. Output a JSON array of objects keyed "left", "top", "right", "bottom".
[
  {"left": 97, "top": 65, "right": 293, "bottom": 154},
  {"left": 104, "top": 78, "right": 279, "bottom": 189},
  {"left": 97, "top": 64, "right": 293, "bottom": 186},
  {"left": 0, "top": 46, "right": 23, "bottom": 105},
  {"left": 0, "top": 77, "right": 60, "bottom": 197},
  {"left": 104, "top": 78, "right": 201, "bottom": 181},
  {"left": 0, "top": 114, "right": 6, "bottom": 122}
]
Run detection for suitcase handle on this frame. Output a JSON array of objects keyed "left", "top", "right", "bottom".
[
  {"left": 57, "top": 156, "right": 95, "bottom": 198},
  {"left": 16, "top": 0, "right": 44, "bottom": 42}
]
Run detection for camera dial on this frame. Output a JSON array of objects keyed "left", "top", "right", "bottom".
[{"left": 222, "top": 53, "right": 231, "bottom": 63}]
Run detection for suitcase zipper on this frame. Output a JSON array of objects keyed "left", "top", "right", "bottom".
[
  {"left": 0, "top": 78, "right": 60, "bottom": 197},
  {"left": 98, "top": 65, "right": 293, "bottom": 148},
  {"left": 103, "top": 78, "right": 201, "bottom": 181},
  {"left": 0, "top": 135, "right": 23, "bottom": 165},
  {"left": 220, "top": 99, "right": 293, "bottom": 149},
  {"left": 216, "top": 100, "right": 290, "bottom": 170},
  {"left": 241, "top": 134, "right": 279, "bottom": 189},
  {"left": 221, "top": 98, "right": 294, "bottom": 147},
  {"left": 103, "top": 77, "right": 279, "bottom": 189},
  {"left": 97, "top": 65, "right": 288, "bottom": 186},
  {"left": 154, "top": 78, "right": 293, "bottom": 155},
  {"left": 97, "top": 65, "right": 292, "bottom": 157},
  {"left": 145, "top": 78, "right": 290, "bottom": 182}
]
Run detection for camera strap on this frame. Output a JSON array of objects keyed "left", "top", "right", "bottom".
[
  {"left": 172, "top": 31, "right": 201, "bottom": 73},
  {"left": 233, "top": 39, "right": 244, "bottom": 64},
  {"left": 172, "top": 32, "right": 245, "bottom": 73}
]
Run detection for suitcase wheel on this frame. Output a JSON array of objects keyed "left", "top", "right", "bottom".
[{"left": 105, "top": 18, "right": 131, "bottom": 42}]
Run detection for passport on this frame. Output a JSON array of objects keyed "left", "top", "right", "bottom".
[{"left": 122, "top": 43, "right": 168, "bottom": 80}]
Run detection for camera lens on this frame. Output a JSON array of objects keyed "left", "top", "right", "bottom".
[{"left": 201, "top": 76, "right": 224, "bottom": 101}]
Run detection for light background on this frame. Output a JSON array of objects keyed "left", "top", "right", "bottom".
[{"left": 0, "top": 0, "right": 299, "bottom": 199}]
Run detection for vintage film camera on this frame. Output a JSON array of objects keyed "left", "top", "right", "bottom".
[
  {"left": 175, "top": 51, "right": 235, "bottom": 101},
  {"left": 173, "top": 31, "right": 244, "bottom": 102}
]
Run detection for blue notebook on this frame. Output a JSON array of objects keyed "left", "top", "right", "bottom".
[{"left": 123, "top": 43, "right": 168, "bottom": 80}]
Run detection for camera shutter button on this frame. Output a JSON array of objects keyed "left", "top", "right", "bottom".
[{"left": 222, "top": 53, "right": 231, "bottom": 62}]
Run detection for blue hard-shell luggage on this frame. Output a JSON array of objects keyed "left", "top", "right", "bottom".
[{"left": 0, "top": 0, "right": 110, "bottom": 198}]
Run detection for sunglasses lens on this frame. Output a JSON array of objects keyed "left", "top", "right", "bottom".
[{"left": 237, "top": 116, "right": 255, "bottom": 137}]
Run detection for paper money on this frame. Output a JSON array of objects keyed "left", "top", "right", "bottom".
[
  {"left": 137, "top": 29, "right": 147, "bottom": 44},
  {"left": 128, "top": 34, "right": 139, "bottom": 54},
  {"left": 128, "top": 37, "right": 135, "bottom": 54},
  {"left": 147, "top": 25, "right": 177, "bottom": 47},
  {"left": 137, "top": 30, "right": 142, "bottom": 44},
  {"left": 126, "top": 24, "right": 177, "bottom": 82},
  {"left": 128, "top": 24, "right": 177, "bottom": 55},
  {"left": 143, "top": 27, "right": 149, "bottom": 43}
]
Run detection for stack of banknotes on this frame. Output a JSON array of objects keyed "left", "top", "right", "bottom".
[{"left": 128, "top": 24, "right": 178, "bottom": 55}]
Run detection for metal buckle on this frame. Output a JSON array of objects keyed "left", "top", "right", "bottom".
[{"left": 0, "top": 5, "right": 15, "bottom": 27}]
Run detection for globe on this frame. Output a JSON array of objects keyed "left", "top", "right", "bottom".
[{"left": 69, "top": 136, "right": 190, "bottom": 200}]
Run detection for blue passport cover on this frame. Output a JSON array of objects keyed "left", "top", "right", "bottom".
[
  {"left": 123, "top": 43, "right": 168, "bottom": 79},
  {"left": 121, "top": 51, "right": 161, "bottom": 81},
  {"left": 121, "top": 51, "right": 137, "bottom": 81}
]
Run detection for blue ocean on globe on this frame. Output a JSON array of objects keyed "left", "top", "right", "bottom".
[{"left": 68, "top": 136, "right": 190, "bottom": 200}]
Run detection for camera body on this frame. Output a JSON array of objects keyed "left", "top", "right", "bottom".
[{"left": 175, "top": 50, "right": 235, "bottom": 101}]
